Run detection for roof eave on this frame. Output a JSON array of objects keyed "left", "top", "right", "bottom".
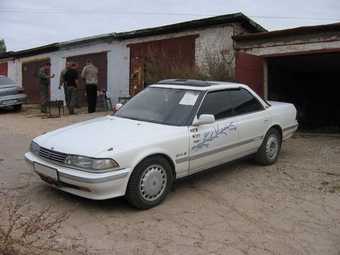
[
  {"left": 233, "top": 22, "right": 340, "bottom": 42},
  {"left": 0, "top": 43, "right": 59, "bottom": 59},
  {"left": 115, "top": 12, "right": 266, "bottom": 40}
]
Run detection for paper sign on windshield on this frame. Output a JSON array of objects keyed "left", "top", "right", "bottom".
[{"left": 179, "top": 91, "right": 199, "bottom": 105}]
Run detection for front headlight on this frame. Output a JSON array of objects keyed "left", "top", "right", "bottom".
[
  {"left": 30, "top": 142, "right": 40, "bottom": 155},
  {"left": 64, "top": 155, "right": 119, "bottom": 171},
  {"left": 93, "top": 159, "right": 118, "bottom": 170}
]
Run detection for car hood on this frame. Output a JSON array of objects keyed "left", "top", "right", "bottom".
[{"left": 34, "top": 116, "right": 180, "bottom": 157}]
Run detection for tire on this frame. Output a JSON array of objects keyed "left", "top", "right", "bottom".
[
  {"left": 255, "top": 128, "right": 281, "bottom": 166},
  {"left": 125, "top": 156, "right": 173, "bottom": 210},
  {"left": 13, "top": 104, "right": 22, "bottom": 111}
]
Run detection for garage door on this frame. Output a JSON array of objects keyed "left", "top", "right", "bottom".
[
  {"left": 67, "top": 52, "right": 107, "bottom": 107},
  {"left": 235, "top": 52, "right": 264, "bottom": 97},
  {"left": 0, "top": 62, "right": 8, "bottom": 76},
  {"left": 128, "top": 35, "right": 198, "bottom": 96},
  {"left": 22, "top": 59, "right": 50, "bottom": 104}
]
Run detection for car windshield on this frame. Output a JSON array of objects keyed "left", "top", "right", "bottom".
[
  {"left": 0, "top": 76, "right": 16, "bottom": 86},
  {"left": 114, "top": 87, "right": 203, "bottom": 126}
]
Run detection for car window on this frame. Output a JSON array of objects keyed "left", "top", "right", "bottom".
[
  {"left": 0, "top": 76, "right": 16, "bottom": 86},
  {"left": 229, "top": 88, "right": 263, "bottom": 116},
  {"left": 114, "top": 87, "right": 202, "bottom": 126},
  {"left": 197, "top": 90, "right": 233, "bottom": 120}
]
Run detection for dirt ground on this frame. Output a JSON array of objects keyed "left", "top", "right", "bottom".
[{"left": 0, "top": 105, "right": 340, "bottom": 255}]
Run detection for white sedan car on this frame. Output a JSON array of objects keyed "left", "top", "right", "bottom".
[{"left": 25, "top": 79, "right": 298, "bottom": 209}]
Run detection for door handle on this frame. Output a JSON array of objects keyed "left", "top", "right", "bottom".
[
  {"left": 264, "top": 118, "right": 269, "bottom": 123},
  {"left": 230, "top": 126, "right": 237, "bottom": 131}
]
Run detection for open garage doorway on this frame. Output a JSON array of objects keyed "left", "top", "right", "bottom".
[{"left": 267, "top": 52, "right": 340, "bottom": 133}]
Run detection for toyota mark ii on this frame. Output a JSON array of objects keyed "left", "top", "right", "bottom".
[{"left": 25, "top": 79, "right": 298, "bottom": 209}]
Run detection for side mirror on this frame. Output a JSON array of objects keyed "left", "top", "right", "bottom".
[{"left": 192, "top": 114, "right": 215, "bottom": 126}]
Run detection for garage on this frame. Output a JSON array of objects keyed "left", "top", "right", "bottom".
[
  {"left": 267, "top": 52, "right": 340, "bottom": 131},
  {"left": 233, "top": 23, "right": 340, "bottom": 133}
]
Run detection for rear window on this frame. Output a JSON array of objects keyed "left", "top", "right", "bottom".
[
  {"left": 0, "top": 76, "right": 16, "bottom": 86},
  {"left": 229, "top": 88, "right": 264, "bottom": 115}
]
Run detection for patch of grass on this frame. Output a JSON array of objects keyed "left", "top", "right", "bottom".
[
  {"left": 325, "top": 172, "right": 340, "bottom": 177},
  {"left": 331, "top": 185, "right": 340, "bottom": 192}
]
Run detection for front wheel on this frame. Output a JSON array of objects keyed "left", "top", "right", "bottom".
[
  {"left": 255, "top": 128, "right": 281, "bottom": 166},
  {"left": 125, "top": 156, "right": 173, "bottom": 210}
]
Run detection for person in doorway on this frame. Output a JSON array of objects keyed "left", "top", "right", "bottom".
[
  {"left": 81, "top": 59, "right": 98, "bottom": 113},
  {"left": 38, "top": 62, "right": 55, "bottom": 113},
  {"left": 58, "top": 61, "right": 71, "bottom": 107},
  {"left": 64, "top": 62, "right": 79, "bottom": 115}
]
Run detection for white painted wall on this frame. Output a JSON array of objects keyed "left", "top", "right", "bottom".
[
  {"left": 195, "top": 25, "right": 237, "bottom": 69},
  {"left": 55, "top": 41, "right": 130, "bottom": 105}
]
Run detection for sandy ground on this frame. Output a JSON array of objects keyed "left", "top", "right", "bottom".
[{"left": 0, "top": 105, "right": 340, "bottom": 255}]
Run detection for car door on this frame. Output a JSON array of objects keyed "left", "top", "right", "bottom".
[
  {"left": 229, "top": 88, "right": 271, "bottom": 157},
  {"left": 189, "top": 90, "right": 239, "bottom": 172}
]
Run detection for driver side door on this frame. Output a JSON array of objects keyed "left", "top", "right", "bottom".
[{"left": 189, "top": 90, "right": 239, "bottom": 172}]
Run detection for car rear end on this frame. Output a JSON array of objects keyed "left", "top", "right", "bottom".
[{"left": 0, "top": 75, "right": 27, "bottom": 110}]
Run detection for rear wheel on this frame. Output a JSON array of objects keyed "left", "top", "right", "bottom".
[
  {"left": 13, "top": 104, "right": 22, "bottom": 111},
  {"left": 255, "top": 128, "right": 281, "bottom": 165},
  {"left": 125, "top": 156, "right": 172, "bottom": 210}
]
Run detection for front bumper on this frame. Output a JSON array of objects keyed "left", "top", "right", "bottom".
[{"left": 24, "top": 152, "right": 131, "bottom": 200}]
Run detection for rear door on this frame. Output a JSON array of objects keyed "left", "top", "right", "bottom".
[{"left": 229, "top": 88, "right": 271, "bottom": 156}]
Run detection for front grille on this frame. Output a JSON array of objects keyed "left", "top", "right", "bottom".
[{"left": 39, "top": 147, "right": 67, "bottom": 163}]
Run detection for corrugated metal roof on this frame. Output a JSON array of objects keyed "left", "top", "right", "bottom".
[
  {"left": 58, "top": 33, "right": 117, "bottom": 47},
  {"left": 114, "top": 12, "right": 266, "bottom": 40},
  {"left": 0, "top": 43, "right": 59, "bottom": 59}
]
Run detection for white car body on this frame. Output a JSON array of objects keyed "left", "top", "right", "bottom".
[{"left": 25, "top": 79, "right": 298, "bottom": 209}]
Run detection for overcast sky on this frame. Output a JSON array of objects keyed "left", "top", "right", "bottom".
[{"left": 1, "top": 0, "right": 339, "bottom": 52}]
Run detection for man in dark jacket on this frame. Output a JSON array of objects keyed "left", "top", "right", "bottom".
[{"left": 64, "top": 62, "right": 79, "bottom": 114}]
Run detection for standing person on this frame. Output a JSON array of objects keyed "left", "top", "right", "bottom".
[
  {"left": 64, "top": 62, "right": 79, "bottom": 115},
  {"left": 81, "top": 59, "right": 98, "bottom": 113},
  {"left": 39, "top": 62, "right": 55, "bottom": 113},
  {"left": 58, "top": 61, "right": 71, "bottom": 107}
]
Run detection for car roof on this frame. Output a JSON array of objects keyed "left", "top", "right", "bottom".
[{"left": 150, "top": 79, "right": 248, "bottom": 91}]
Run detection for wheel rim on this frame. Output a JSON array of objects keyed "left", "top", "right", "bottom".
[
  {"left": 139, "top": 164, "right": 167, "bottom": 202},
  {"left": 266, "top": 134, "right": 279, "bottom": 160}
]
